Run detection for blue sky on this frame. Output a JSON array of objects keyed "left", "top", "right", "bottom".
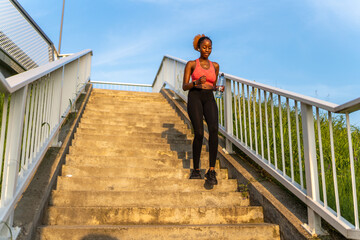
[{"left": 20, "top": 0, "right": 360, "bottom": 105}]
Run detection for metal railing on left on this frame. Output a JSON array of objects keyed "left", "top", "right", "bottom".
[
  {"left": 0, "top": 49, "right": 92, "bottom": 238},
  {"left": 0, "top": 0, "right": 56, "bottom": 71}
]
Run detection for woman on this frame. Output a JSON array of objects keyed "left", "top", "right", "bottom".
[{"left": 182, "top": 34, "right": 223, "bottom": 185}]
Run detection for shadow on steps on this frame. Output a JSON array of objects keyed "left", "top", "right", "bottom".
[
  {"left": 161, "top": 123, "right": 215, "bottom": 191},
  {"left": 161, "top": 123, "right": 192, "bottom": 169},
  {"left": 81, "top": 234, "right": 117, "bottom": 240}
]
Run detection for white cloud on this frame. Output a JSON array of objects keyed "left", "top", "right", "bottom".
[{"left": 307, "top": 0, "right": 360, "bottom": 28}]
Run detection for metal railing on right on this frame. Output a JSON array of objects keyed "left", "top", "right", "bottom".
[
  {"left": 151, "top": 55, "right": 360, "bottom": 239},
  {"left": 0, "top": 49, "right": 92, "bottom": 238}
]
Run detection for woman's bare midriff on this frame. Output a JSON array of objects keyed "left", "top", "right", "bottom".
[{"left": 195, "top": 84, "right": 214, "bottom": 90}]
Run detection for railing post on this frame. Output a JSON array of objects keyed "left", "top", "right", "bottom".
[
  {"left": 300, "top": 103, "right": 324, "bottom": 236},
  {"left": 224, "top": 78, "right": 233, "bottom": 153},
  {"left": 51, "top": 65, "right": 65, "bottom": 147},
  {"left": 173, "top": 60, "right": 179, "bottom": 99},
  {"left": 0, "top": 86, "right": 28, "bottom": 238}
]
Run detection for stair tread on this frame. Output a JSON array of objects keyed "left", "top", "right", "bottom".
[{"left": 37, "top": 223, "right": 280, "bottom": 240}]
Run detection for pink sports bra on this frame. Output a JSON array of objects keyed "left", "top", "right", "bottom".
[{"left": 191, "top": 59, "right": 216, "bottom": 86}]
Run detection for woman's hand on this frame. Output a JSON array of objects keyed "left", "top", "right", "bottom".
[
  {"left": 197, "top": 75, "right": 207, "bottom": 85},
  {"left": 215, "top": 85, "right": 225, "bottom": 92}
]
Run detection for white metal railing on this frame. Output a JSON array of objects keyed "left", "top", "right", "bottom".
[
  {"left": 0, "top": 49, "right": 92, "bottom": 238},
  {"left": 0, "top": 0, "right": 55, "bottom": 71},
  {"left": 149, "top": 55, "right": 360, "bottom": 239},
  {"left": 91, "top": 81, "right": 152, "bottom": 92}
]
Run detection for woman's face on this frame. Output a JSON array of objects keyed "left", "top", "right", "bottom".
[{"left": 199, "top": 39, "right": 212, "bottom": 58}]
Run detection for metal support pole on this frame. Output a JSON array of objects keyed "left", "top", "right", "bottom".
[
  {"left": 58, "top": 0, "right": 65, "bottom": 54},
  {"left": 224, "top": 78, "right": 233, "bottom": 153},
  {"left": 300, "top": 103, "right": 324, "bottom": 236}
]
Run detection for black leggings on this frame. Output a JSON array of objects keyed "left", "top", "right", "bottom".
[{"left": 187, "top": 88, "right": 218, "bottom": 169}]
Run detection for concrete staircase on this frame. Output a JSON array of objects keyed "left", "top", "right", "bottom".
[{"left": 37, "top": 89, "right": 280, "bottom": 240}]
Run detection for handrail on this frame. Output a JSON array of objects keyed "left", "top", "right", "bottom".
[
  {"left": 151, "top": 55, "right": 360, "bottom": 239},
  {"left": 0, "top": 49, "right": 92, "bottom": 238},
  {"left": 1, "top": 49, "right": 92, "bottom": 93},
  {"left": 159, "top": 55, "right": 360, "bottom": 114}
]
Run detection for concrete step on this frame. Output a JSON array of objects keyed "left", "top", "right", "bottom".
[
  {"left": 68, "top": 146, "right": 209, "bottom": 161},
  {"left": 82, "top": 110, "right": 182, "bottom": 121},
  {"left": 76, "top": 126, "right": 192, "bottom": 136},
  {"left": 44, "top": 206, "right": 263, "bottom": 225},
  {"left": 50, "top": 191, "right": 250, "bottom": 207},
  {"left": 90, "top": 90, "right": 166, "bottom": 98},
  {"left": 86, "top": 101, "right": 175, "bottom": 110},
  {"left": 83, "top": 107, "right": 179, "bottom": 116},
  {"left": 90, "top": 93, "right": 167, "bottom": 101},
  {"left": 78, "top": 122, "right": 189, "bottom": 132},
  {"left": 71, "top": 139, "right": 206, "bottom": 152},
  {"left": 72, "top": 133, "right": 192, "bottom": 144},
  {"left": 85, "top": 106, "right": 177, "bottom": 115},
  {"left": 56, "top": 177, "right": 237, "bottom": 192},
  {"left": 88, "top": 94, "right": 170, "bottom": 101},
  {"left": 80, "top": 117, "right": 185, "bottom": 126},
  {"left": 61, "top": 165, "right": 228, "bottom": 179},
  {"left": 75, "top": 128, "right": 193, "bottom": 139},
  {"left": 37, "top": 223, "right": 280, "bottom": 240},
  {"left": 64, "top": 156, "right": 222, "bottom": 172}
]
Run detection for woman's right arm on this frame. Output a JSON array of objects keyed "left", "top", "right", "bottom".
[{"left": 182, "top": 61, "right": 196, "bottom": 91}]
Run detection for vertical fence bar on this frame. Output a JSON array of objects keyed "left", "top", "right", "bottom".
[
  {"left": 301, "top": 103, "right": 322, "bottom": 235},
  {"left": 25, "top": 83, "right": 36, "bottom": 169},
  {"left": 346, "top": 113, "right": 359, "bottom": 229},
  {"left": 30, "top": 82, "right": 40, "bottom": 162},
  {"left": 45, "top": 77, "right": 52, "bottom": 138},
  {"left": 35, "top": 79, "right": 45, "bottom": 153},
  {"left": 259, "top": 89, "right": 264, "bottom": 158},
  {"left": 48, "top": 76, "right": 55, "bottom": 133},
  {"left": 20, "top": 86, "right": 31, "bottom": 173},
  {"left": 247, "top": 85, "right": 252, "bottom": 150},
  {"left": 316, "top": 108, "right": 327, "bottom": 207},
  {"left": 287, "top": 98, "right": 294, "bottom": 181},
  {"left": 41, "top": 77, "right": 49, "bottom": 141},
  {"left": 237, "top": 82, "right": 243, "bottom": 143},
  {"left": 295, "top": 101, "right": 304, "bottom": 189},
  {"left": 328, "top": 112, "right": 341, "bottom": 219},
  {"left": 233, "top": 81, "right": 238, "bottom": 138},
  {"left": 0, "top": 95, "right": 9, "bottom": 196},
  {"left": 264, "top": 91, "right": 271, "bottom": 163},
  {"left": 253, "top": 87, "right": 258, "bottom": 155},
  {"left": 279, "top": 95, "right": 285, "bottom": 175},
  {"left": 220, "top": 97, "right": 223, "bottom": 127},
  {"left": 270, "top": 93, "right": 277, "bottom": 169},
  {"left": 225, "top": 78, "right": 233, "bottom": 153},
  {"left": 242, "top": 84, "right": 247, "bottom": 146}
]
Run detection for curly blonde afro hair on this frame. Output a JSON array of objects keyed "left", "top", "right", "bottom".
[{"left": 193, "top": 34, "right": 212, "bottom": 51}]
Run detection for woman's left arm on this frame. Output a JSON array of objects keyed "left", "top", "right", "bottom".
[{"left": 212, "top": 62, "right": 220, "bottom": 91}]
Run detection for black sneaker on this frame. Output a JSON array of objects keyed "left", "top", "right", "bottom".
[
  {"left": 189, "top": 169, "right": 202, "bottom": 179},
  {"left": 205, "top": 169, "right": 218, "bottom": 185}
]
